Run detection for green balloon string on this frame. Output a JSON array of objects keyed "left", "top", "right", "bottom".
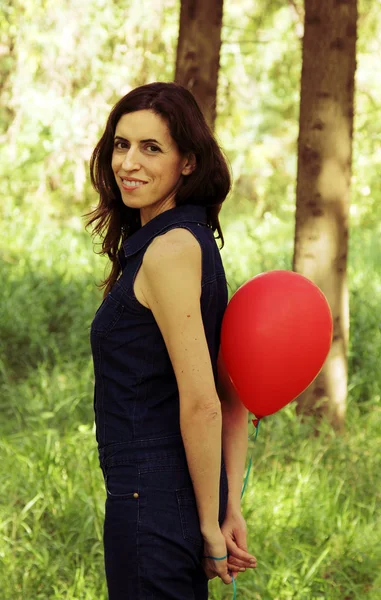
[
  {"left": 241, "top": 418, "right": 260, "bottom": 499},
  {"left": 228, "top": 418, "right": 260, "bottom": 599}
]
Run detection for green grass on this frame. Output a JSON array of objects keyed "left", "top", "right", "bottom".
[
  {"left": 1, "top": 200, "right": 380, "bottom": 599},
  {"left": 211, "top": 404, "right": 381, "bottom": 600}
]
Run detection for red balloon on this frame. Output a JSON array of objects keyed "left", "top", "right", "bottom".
[{"left": 220, "top": 270, "right": 333, "bottom": 419}]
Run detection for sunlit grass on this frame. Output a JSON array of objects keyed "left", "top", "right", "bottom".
[{"left": 1, "top": 200, "right": 380, "bottom": 599}]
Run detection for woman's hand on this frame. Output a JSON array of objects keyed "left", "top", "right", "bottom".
[
  {"left": 220, "top": 508, "right": 257, "bottom": 575},
  {"left": 201, "top": 527, "right": 234, "bottom": 585}
]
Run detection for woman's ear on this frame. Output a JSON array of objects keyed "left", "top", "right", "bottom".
[{"left": 181, "top": 153, "right": 196, "bottom": 176}]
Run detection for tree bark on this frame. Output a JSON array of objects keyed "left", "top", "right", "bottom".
[
  {"left": 175, "top": 0, "right": 224, "bottom": 130},
  {"left": 293, "top": 0, "right": 357, "bottom": 431}
]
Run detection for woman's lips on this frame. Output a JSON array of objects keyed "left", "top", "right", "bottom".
[{"left": 121, "top": 179, "right": 148, "bottom": 191}]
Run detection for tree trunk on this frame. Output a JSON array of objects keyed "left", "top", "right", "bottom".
[
  {"left": 174, "top": 0, "right": 224, "bottom": 130},
  {"left": 293, "top": 0, "right": 357, "bottom": 431}
]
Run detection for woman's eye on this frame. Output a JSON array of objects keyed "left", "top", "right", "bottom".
[
  {"left": 113, "top": 142, "right": 160, "bottom": 153},
  {"left": 147, "top": 145, "right": 161, "bottom": 153}
]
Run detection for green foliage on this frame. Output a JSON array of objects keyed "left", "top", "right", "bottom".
[
  {"left": 347, "top": 225, "right": 381, "bottom": 407},
  {"left": 0, "top": 0, "right": 179, "bottom": 219},
  {"left": 210, "top": 405, "right": 381, "bottom": 600},
  {"left": 218, "top": 1, "right": 301, "bottom": 223}
]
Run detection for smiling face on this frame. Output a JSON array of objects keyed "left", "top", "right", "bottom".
[{"left": 112, "top": 110, "right": 195, "bottom": 226}]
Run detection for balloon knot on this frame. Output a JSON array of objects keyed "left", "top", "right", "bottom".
[{"left": 252, "top": 419, "right": 259, "bottom": 428}]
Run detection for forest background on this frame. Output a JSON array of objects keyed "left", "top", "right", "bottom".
[{"left": 0, "top": 0, "right": 380, "bottom": 598}]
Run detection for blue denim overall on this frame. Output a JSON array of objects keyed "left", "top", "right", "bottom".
[{"left": 90, "top": 203, "right": 229, "bottom": 599}]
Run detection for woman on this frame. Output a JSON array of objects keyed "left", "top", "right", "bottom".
[{"left": 87, "top": 82, "right": 256, "bottom": 599}]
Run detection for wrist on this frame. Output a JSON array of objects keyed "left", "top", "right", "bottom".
[
  {"left": 200, "top": 521, "right": 220, "bottom": 539},
  {"left": 226, "top": 500, "right": 242, "bottom": 515}
]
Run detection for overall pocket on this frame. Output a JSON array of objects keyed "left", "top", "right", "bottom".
[
  {"left": 176, "top": 487, "right": 203, "bottom": 547},
  {"left": 104, "top": 463, "right": 140, "bottom": 500},
  {"left": 91, "top": 292, "right": 124, "bottom": 337}
]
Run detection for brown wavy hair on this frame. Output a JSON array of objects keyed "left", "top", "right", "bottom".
[{"left": 85, "top": 82, "right": 232, "bottom": 297}]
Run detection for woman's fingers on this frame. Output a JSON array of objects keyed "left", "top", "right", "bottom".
[
  {"left": 225, "top": 538, "right": 257, "bottom": 568},
  {"left": 228, "top": 557, "right": 250, "bottom": 570},
  {"left": 227, "top": 563, "right": 246, "bottom": 573},
  {"left": 228, "top": 556, "right": 256, "bottom": 571},
  {"left": 221, "top": 513, "right": 256, "bottom": 568},
  {"left": 229, "top": 549, "right": 257, "bottom": 566},
  {"left": 219, "top": 513, "right": 257, "bottom": 578}
]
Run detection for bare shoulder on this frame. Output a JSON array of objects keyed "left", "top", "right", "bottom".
[
  {"left": 141, "top": 227, "right": 216, "bottom": 404},
  {"left": 144, "top": 227, "right": 202, "bottom": 276},
  {"left": 148, "top": 227, "right": 201, "bottom": 255}
]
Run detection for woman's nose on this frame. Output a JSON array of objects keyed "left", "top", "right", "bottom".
[{"left": 121, "top": 147, "right": 141, "bottom": 170}]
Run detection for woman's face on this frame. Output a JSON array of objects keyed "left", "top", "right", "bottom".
[{"left": 112, "top": 109, "right": 194, "bottom": 226}]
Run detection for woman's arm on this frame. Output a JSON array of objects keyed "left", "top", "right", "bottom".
[
  {"left": 180, "top": 397, "right": 222, "bottom": 535},
  {"left": 220, "top": 399, "right": 248, "bottom": 513},
  {"left": 217, "top": 347, "right": 248, "bottom": 512},
  {"left": 140, "top": 231, "right": 228, "bottom": 535}
]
